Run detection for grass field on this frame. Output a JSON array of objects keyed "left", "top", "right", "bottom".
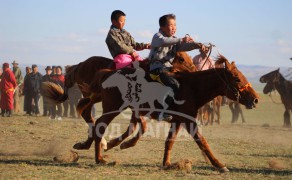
[{"left": 0, "top": 92, "right": 291, "bottom": 179}]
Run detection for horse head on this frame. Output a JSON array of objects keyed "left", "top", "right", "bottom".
[
  {"left": 259, "top": 69, "right": 280, "bottom": 83},
  {"left": 172, "top": 52, "right": 197, "bottom": 72},
  {"left": 259, "top": 69, "right": 283, "bottom": 95},
  {"left": 216, "top": 55, "right": 259, "bottom": 109}
]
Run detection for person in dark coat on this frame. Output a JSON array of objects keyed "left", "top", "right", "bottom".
[
  {"left": 23, "top": 67, "right": 32, "bottom": 114},
  {"left": 26, "top": 64, "right": 43, "bottom": 116}
]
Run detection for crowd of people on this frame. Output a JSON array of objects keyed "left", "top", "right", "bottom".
[{"left": 0, "top": 62, "right": 82, "bottom": 120}]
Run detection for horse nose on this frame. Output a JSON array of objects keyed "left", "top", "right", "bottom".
[
  {"left": 254, "top": 98, "right": 258, "bottom": 104},
  {"left": 259, "top": 77, "right": 265, "bottom": 83}
]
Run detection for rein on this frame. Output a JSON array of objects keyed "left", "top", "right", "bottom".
[
  {"left": 268, "top": 91, "right": 283, "bottom": 104},
  {"left": 214, "top": 66, "right": 252, "bottom": 102},
  {"left": 268, "top": 83, "right": 282, "bottom": 104}
]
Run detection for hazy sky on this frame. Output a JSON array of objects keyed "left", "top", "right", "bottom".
[{"left": 1, "top": 0, "right": 292, "bottom": 67}]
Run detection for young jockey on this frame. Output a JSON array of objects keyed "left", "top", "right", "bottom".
[
  {"left": 148, "top": 14, "right": 207, "bottom": 121},
  {"left": 105, "top": 10, "right": 150, "bottom": 69},
  {"left": 193, "top": 48, "right": 215, "bottom": 71}
]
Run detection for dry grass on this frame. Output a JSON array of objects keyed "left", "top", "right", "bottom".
[{"left": 0, "top": 93, "right": 291, "bottom": 179}]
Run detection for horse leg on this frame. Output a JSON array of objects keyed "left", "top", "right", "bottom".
[
  {"left": 163, "top": 121, "right": 181, "bottom": 167},
  {"left": 106, "top": 113, "right": 139, "bottom": 151},
  {"left": 95, "top": 112, "right": 119, "bottom": 164},
  {"left": 120, "top": 116, "right": 147, "bottom": 149},
  {"left": 284, "top": 110, "right": 291, "bottom": 128},
  {"left": 217, "top": 103, "right": 221, "bottom": 125},
  {"left": 73, "top": 102, "right": 95, "bottom": 150},
  {"left": 229, "top": 102, "right": 236, "bottom": 123},
  {"left": 184, "top": 121, "right": 229, "bottom": 173},
  {"left": 239, "top": 106, "right": 245, "bottom": 123}
]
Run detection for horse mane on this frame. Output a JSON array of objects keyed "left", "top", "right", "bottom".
[
  {"left": 65, "top": 64, "right": 78, "bottom": 88},
  {"left": 215, "top": 54, "right": 229, "bottom": 67},
  {"left": 66, "top": 64, "right": 77, "bottom": 74}
]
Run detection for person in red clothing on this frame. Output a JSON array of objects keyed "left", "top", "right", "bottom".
[
  {"left": 0, "top": 63, "right": 17, "bottom": 117},
  {"left": 50, "top": 66, "right": 65, "bottom": 120}
]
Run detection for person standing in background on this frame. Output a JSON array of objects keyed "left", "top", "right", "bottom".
[
  {"left": 68, "top": 83, "right": 82, "bottom": 118},
  {"left": 0, "top": 67, "right": 3, "bottom": 114},
  {"left": 26, "top": 64, "right": 42, "bottom": 116},
  {"left": 11, "top": 60, "right": 23, "bottom": 113},
  {"left": 50, "top": 66, "right": 64, "bottom": 120},
  {"left": 42, "top": 66, "right": 52, "bottom": 116},
  {"left": 0, "top": 63, "right": 17, "bottom": 117},
  {"left": 23, "top": 67, "right": 32, "bottom": 115}
]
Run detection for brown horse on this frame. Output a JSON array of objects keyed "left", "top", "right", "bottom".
[
  {"left": 260, "top": 69, "right": 292, "bottom": 127},
  {"left": 41, "top": 52, "right": 196, "bottom": 150},
  {"left": 92, "top": 56, "right": 259, "bottom": 172}
]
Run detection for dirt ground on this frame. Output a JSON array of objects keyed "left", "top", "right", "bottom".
[{"left": 0, "top": 93, "right": 291, "bottom": 179}]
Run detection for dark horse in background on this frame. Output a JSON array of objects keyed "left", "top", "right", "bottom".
[
  {"left": 41, "top": 52, "right": 196, "bottom": 150},
  {"left": 91, "top": 56, "right": 259, "bottom": 172},
  {"left": 260, "top": 69, "right": 292, "bottom": 127}
]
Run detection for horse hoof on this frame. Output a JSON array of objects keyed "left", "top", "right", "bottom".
[
  {"left": 73, "top": 142, "right": 91, "bottom": 150},
  {"left": 120, "top": 142, "right": 128, "bottom": 149},
  {"left": 96, "top": 159, "right": 108, "bottom": 165},
  {"left": 219, "top": 167, "right": 229, "bottom": 173}
]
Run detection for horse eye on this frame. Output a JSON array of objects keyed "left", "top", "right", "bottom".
[
  {"left": 235, "top": 78, "right": 241, "bottom": 82},
  {"left": 179, "top": 57, "right": 184, "bottom": 62}
]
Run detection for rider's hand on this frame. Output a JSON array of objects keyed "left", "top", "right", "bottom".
[
  {"left": 131, "top": 51, "right": 140, "bottom": 60},
  {"left": 181, "top": 36, "right": 194, "bottom": 43}
]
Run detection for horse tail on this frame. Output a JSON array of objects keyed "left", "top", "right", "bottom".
[{"left": 41, "top": 82, "right": 68, "bottom": 104}]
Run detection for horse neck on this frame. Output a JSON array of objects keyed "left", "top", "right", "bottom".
[
  {"left": 182, "top": 69, "right": 226, "bottom": 108},
  {"left": 274, "top": 76, "right": 288, "bottom": 96}
]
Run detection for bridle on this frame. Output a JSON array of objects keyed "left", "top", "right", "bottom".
[{"left": 216, "top": 65, "right": 252, "bottom": 102}]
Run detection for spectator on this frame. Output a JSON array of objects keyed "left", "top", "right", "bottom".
[
  {"left": 50, "top": 66, "right": 64, "bottom": 120},
  {"left": 23, "top": 67, "right": 32, "bottom": 115},
  {"left": 26, "top": 64, "right": 43, "bottom": 116},
  {"left": 42, "top": 66, "right": 52, "bottom": 116},
  {"left": 11, "top": 60, "right": 23, "bottom": 113},
  {"left": 0, "top": 67, "right": 3, "bottom": 113},
  {"left": 0, "top": 63, "right": 17, "bottom": 117},
  {"left": 68, "top": 83, "right": 82, "bottom": 118}
]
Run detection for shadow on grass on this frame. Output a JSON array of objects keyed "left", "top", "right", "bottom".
[
  {"left": 0, "top": 159, "right": 79, "bottom": 167},
  {"left": 196, "top": 166, "right": 292, "bottom": 176},
  {"left": 249, "top": 153, "right": 292, "bottom": 158},
  {"left": 223, "top": 152, "right": 292, "bottom": 158},
  {"left": 0, "top": 159, "right": 291, "bottom": 176}
]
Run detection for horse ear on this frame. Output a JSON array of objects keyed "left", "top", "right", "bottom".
[
  {"left": 224, "top": 59, "right": 232, "bottom": 70},
  {"left": 216, "top": 54, "right": 230, "bottom": 69}
]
